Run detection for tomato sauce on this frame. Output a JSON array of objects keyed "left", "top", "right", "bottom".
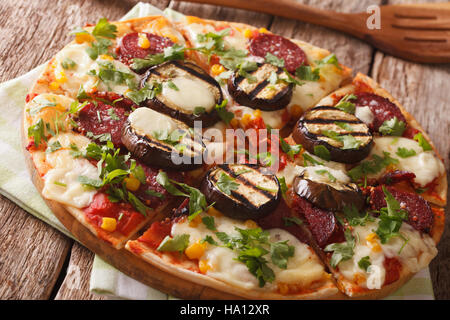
[{"left": 84, "top": 193, "right": 145, "bottom": 236}]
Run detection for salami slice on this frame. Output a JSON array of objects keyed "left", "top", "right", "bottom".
[
  {"left": 369, "top": 185, "right": 433, "bottom": 233},
  {"left": 257, "top": 200, "right": 311, "bottom": 245},
  {"left": 75, "top": 100, "right": 129, "bottom": 148},
  {"left": 249, "top": 33, "right": 307, "bottom": 73},
  {"left": 379, "top": 170, "right": 416, "bottom": 185},
  {"left": 291, "top": 194, "right": 345, "bottom": 248},
  {"left": 353, "top": 92, "right": 406, "bottom": 132},
  {"left": 117, "top": 32, "right": 174, "bottom": 67}
]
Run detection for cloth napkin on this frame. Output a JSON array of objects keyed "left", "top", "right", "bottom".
[{"left": 0, "top": 1, "right": 435, "bottom": 300}]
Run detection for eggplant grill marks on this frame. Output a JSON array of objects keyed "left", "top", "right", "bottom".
[
  {"left": 303, "top": 107, "right": 371, "bottom": 144},
  {"left": 293, "top": 106, "right": 373, "bottom": 163},
  {"left": 228, "top": 63, "right": 294, "bottom": 111},
  {"left": 201, "top": 164, "right": 281, "bottom": 220}
]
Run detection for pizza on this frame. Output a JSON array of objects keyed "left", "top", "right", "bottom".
[{"left": 21, "top": 10, "right": 446, "bottom": 300}]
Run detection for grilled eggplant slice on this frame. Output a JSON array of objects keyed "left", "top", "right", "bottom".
[
  {"left": 141, "top": 61, "right": 223, "bottom": 127},
  {"left": 201, "top": 164, "right": 281, "bottom": 220},
  {"left": 121, "top": 107, "right": 205, "bottom": 171},
  {"left": 227, "top": 63, "right": 294, "bottom": 111},
  {"left": 293, "top": 168, "right": 365, "bottom": 212},
  {"left": 293, "top": 106, "right": 373, "bottom": 163}
]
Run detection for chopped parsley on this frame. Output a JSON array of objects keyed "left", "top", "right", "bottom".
[
  {"left": 374, "top": 186, "right": 409, "bottom": 244},
  {"left": 413, "top": 132, "right": 432, "bottom": 151},
  {"left": 215, "top": 99, "right": 234, "bottom": 125},
  {"left": 201, "top": 216, "right": 216, "bottom": 231},
  {"left": 324, "top": 229, "right": 355, "bottom": 268},
  {"left": 283, "top": 216, "right": 303, "bottom": 227},
  {"left": 61, "top": 58, "right": 77, "bottom": 70},
  {"left": 216, "top": 172, "right": 239, "bottom": 195},
  {"left": 157, "top": 234, "right": 190, "bottom": 253},
  {"left": 265, "top": 53, "right": 285, "bottom": 67},
  {"left": 213, "top": 227, "right": 295, "bottom": 287},
  {"left": 347, "top": 152, "right": 399, "bottom": 182},
  {"left": 295, "top": 65, "right": 320, "bottom": 81},
  {"left": 334, "top": 94, "right": 357, "bottom": 114},
  {"left": 396, "top": 147, "right": 417, "bottom": 158},
  {"left": 358, "top": 256, "right": 371, "bottom": 272},
  {"left": 280, "top": 138, "right": 302, "bottom": 160},
  {"left": 314, "top": 169, "right": 336, "bottom": 183},
  {"left": 125, "top": 81, "right": 162, "bottom": 104},
  {"left": 156, "top": 171, "right": 209, "bottom": 221},
  {"left": 313, "top": 145, "right": 331, "bottom": 161},
  {"left": 379, "top": 117, "right": 406, "bottom": 136},
  {"left": 45, "top": 141, "right": 62, "bottom": 154}
]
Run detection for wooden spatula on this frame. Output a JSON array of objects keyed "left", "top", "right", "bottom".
[{"left": 178, "top": 0, "right": 450, "bottom": 64}]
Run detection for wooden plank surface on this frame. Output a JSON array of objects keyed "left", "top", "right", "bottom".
[{"left": 0, "top": 0, "right": 448, "bottom": 299}]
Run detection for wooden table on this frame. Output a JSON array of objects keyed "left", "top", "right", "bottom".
[{"left": 0, "top": 0, "right": 448, "bottom": 300}]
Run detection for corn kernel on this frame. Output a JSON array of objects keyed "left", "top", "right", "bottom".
[
  {"left": 185, "top": 241, "right": 207, "bottom": 260},
  {"left": 243, "top": 28, "right": 253, "bottom": 38},
  {"left": 241, "top": 113, "right": 252, "bottom": 127},
  {"left": 354, "top": 273, "right": 367, "bottom": 285},
  {"left": 55, "top": 71, "right": 67, "bottom": 84},
  {"left": 252, "top": 109, "right": 261, "bottom": 118},
  {"left": 207, "top": 206, "right": 222, "bottom": 217},
  {"left": 210, "top": 64, "right": 225, "bottom": 76},
  {"left": 189, "top": 215, "right": 202, "bottom": 228},
  {"left": 75, "top": 33, "right": 94, "bottom": 44},
  {"left": 244, "top": 220, "right": 258, "bottom": 229},
  {"left": 124, "top": 176, "right": 140, "bottom": 192},
  {"left": 366, "top": 233, "right": 382, "bottom": 252},
  {"left": 49, "top": 81, "right": 60, "bottom": 90},
  {"left": 199, "top": 259, "right": 211, "bottom": 273},
  {"left": 99, "top": 54, "right": 114, "bottom": 61},
  {"left": 230, "top": 118, "right": 239, "bottom": 128},
  {"left": 259, "top": 27, "right": 269, "bottom": 34},
  {"left": 138, "top": 33, "right": 150, "bottom": 49},
  {"left": 162, "top": 31, "right": 179, "bottom": 44},
  {"left": 101, "top": 217, "right": 117, "bottom": 232}
]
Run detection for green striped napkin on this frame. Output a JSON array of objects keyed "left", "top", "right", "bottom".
[{"left": 0, "top": 1, "right": 434, "bottom": 300}]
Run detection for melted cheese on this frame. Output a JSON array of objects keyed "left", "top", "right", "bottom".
[
  {"left": 162, "top": 76, "right": 216, "bottom": 113},
  {"left": 53, "top": 42, "right": 98, "bottom": 97},
  {"left": 302, "top": 165, "right": 350, "bottom": 184},
  {"left": 287, "top": 63, "right": 345, "bottom": 115},
  {"left": 42, "top": 132, "right": 99, "bottom": 208},
  {"left": 355, "top": 106, "right": 374, "bottom": 125},
  {"left": 229, "top": 104, "right": 286, "bottom": 129},
  {"left": 42, "top": 157, "right": 99, "bottom": 208},
  {"left": 368, "top": 137, "right": 445, "bottom": 186},
  {"left": 171, "top": 213, "right": 326, "bottom": 291},
  {"left": 128, "top": 107, "right": 178, "bottom": 137},
  {"left": 338, "top": 220, "right": 437, "bottom": 290}
]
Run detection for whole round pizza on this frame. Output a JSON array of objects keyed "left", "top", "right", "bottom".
[{"left": 22, "top": 12, "right": 447, "bottom": 300}]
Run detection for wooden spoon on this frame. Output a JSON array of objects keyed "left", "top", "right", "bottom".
[{"left": 178, "top": 0, "right": 450, "bottom": 64}]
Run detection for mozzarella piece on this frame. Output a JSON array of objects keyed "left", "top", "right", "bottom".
[
  {"left": 43, "top": 159, "right": 99, "bottom": 208},
  {"left": 42, "top": 132, "right": 100, "bottom": 208},
  {"left": 128, "top": 107, "right": 178, "bottom": 137},
  {"left": 171, "top": 213, "right": 326, "bottom": 291},
  {"left": 368, "top": 137, "right": 445, "bottom": 186},
  {"left": 337, "top": 220, "right": 437, "bottom": 290},
  {"left": 53, "top": 43, "right": 98, "bottom": 97},
  {"left": 287, "top": 63, "right": 344, "bottom": 114},
  {"left": 162, "top": 76, "right": 216, "bottom": 113},
  {"left": 302, "top": 165, "right": 350, "bottom": 184},
  {"left": 94, "top": 58, "right": 140, "bottom": 95},
  {"left": 276, "top": 162, "right": 304, "bottom": 187},
  {"left": 355, "top": 106, "right": 374, "bottom": 125}
]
